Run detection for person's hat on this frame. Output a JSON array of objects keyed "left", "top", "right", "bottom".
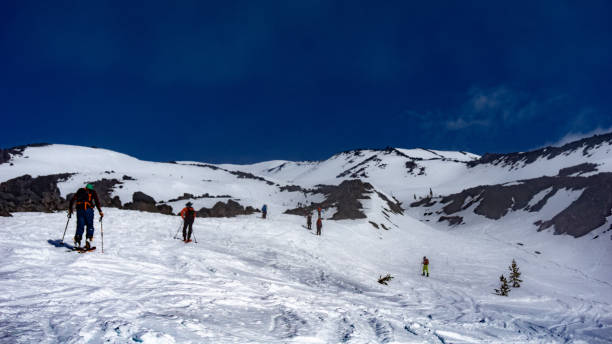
[
  {"left": 86, "top": 184, "right": 94, "bottom": 190},
  {"left": 186, "top": 202, "right": 193, "bottom": 206}
]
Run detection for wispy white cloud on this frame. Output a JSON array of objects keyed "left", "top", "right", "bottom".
[
  {"left": 549, "top": 126, "right": 612, "bottom": 147},
  {"left": 443, "top": 86, "right": 560, "bottom": 131}
]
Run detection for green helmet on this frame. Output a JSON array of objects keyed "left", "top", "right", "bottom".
[{"left": 86, "top": 184, "right": 94, "bottom": 190}]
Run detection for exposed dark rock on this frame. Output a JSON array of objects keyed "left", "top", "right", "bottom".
[
  {"left": 156, "top": 204, "right": 173, "bottom": 215},
  {"left": 336, "top": 155, "right": 380, "bottom": 178},
  {"left": 197, "top": 200, "right": 256, "bottom": 218},
  {"left": 558, "top": 163, "right": 598, "bottom": 177},
  {"left": 410, "top": 197, "right": 436, "bottom": 207},
  {"left": 133, "top": 191, "right": 155, "bottom": 204},
  {"left": 0, "top": 173, "right": 73, "bottom": 215},
  {"left": 228, "top": 170, "right": 275, "bottom": 185},
  {"left": 279, "top": 185, "right": 315, "bottom": 193},
  {"left": 405, "top": 161, "right": 418, "bottom": 173},
  {"left": 0, "top": 203, "right": 12, "bottom": 217},
  {"left": 166, "top": 193, "right": 233, "bottom": 203},
  {"left": 468, "top": 132, "right": 612, "bottom": 168},
  {"left": 89, "top": 178, "right": 123, "bottom": 208},
  {"left": 123, "top": 192, "right": 158, "bottom": 213},
  {"left": 122, "top": 175, "right": 136, "bottom": 181},
  {"left": 438, "top": 216, "right": 463, "bottom": 226},
  {"left": 0, "top": 143, "right": 51, "bottom": 165},
  {"left": 376, "top": 192, "right": 403, "bottom": 214},
  {"left": 416, "top": 173, "right": 612, "bottom": 237},
  {"left": 285, "top": 179, "right": 403, "bottom": 220},
  {"left": 369, "top": 221, "right": 380, "bottom": 229}
]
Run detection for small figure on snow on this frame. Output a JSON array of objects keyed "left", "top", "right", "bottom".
[
  {"left": 317, "top": 206, "right": 322, "bottom": 218},
  {"left": 306, "top": 213, "right": 312, "bottom": 230},
  {"left": 316, "top": 217, "right": 322, "bottom": 236},
  {"left": 68, "top": 183, "right": 103, "bottom": 249},
  {"left": 180, "top": 202, "right": 196, "bottom": 242},
  {"left": 262, "top": 204, "right": 268, "bottom": 219},
  {"left": 422, "top": 256, "right": 429, "bottom": 277}
]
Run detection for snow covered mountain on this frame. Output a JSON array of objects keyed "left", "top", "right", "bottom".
[{"left": 1, "top": 135, "right": 612, "bottom": 343}]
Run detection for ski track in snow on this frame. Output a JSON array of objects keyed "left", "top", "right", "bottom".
[{"left": 1, "top": 210, "right": 612, "bottom": 344}]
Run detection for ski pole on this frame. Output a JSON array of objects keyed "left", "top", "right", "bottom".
[
  {"left": 192, "top": 231, "right": 198, "bottom": 244},
  {"left": 61, "top": 213, "right": 71, "bottom": 243},
  {"left": 173, "top": 221, "right": 182, "bottom": 239},
  {"left": 100, "top": 216, "right": 104, "bottom": 253}
]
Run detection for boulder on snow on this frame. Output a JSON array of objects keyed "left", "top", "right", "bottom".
[
  {"left": 0, "top": 173, "right": 73, "bottom": 214},
  {"left": 438, "top": 216, "right": 463, "bottom": 226},
  {"left": 123, "top": 191, "right": 159, "bottom": 213},
  {"left": 197, "top": 200, "right": 256, "bottom": 218}
]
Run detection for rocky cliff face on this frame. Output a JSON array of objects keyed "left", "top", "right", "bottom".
[
  {"left": 0, "top": 173, "right": 73, "bottom": 215},
  {"left": 411, "top": 171, "right": 612, "bottom": 238},
  {"left": 285, "top": 179, "right": 403, "bottom": 220}
]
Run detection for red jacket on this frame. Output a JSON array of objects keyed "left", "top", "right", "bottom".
[{"left": 180, "top": 207, "right": 196, "bottom": 221}]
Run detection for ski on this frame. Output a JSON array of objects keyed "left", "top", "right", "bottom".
[{"left": 72, "top": 246, "right": 97, "bottom": 253}]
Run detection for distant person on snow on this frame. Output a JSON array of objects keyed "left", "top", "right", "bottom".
[
  {"left": 180, "top": 202, "right": 196, "bottom": 242},
  {"left": 306, "top": 213, "right": 312, "bottom": 230},
  {"left": 68, "top": 183, "right": 103, "bottom": 249},
  {"left": 317, "top": 207, "right": 322, "bottom": 218},
  {"left": 262, "top": 204, "right": 268, "bottom": 219},
  {"left": 316, "top": 217, "right": 322, "bottom": 236},
  {"left": 422, "top": 256, "right": 429, "bottom": 277}
]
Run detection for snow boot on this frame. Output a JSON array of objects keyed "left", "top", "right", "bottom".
[{"left": 74, "top": 235, "right": 82, "bottom": 247}]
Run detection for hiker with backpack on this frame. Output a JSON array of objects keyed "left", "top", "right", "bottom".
[
  {"left": 262, "top": 204, "right": 268, "bottom": 219},
  {"left": 422, "top": 256, "right": 430, "bottom": 277},
  {"left": 306, "top": 213, "right": 312, "bottom": 230},
  {"left": 179, "top": 202, "right": 196, "bottom": 242},
  {"left": 316, "top": 217, "right": 322, "bottom": 236},
  {"left": 68, "top": 183, "right": 103, "bottom": 249}
]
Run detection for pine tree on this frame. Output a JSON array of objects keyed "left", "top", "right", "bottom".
[
  {"left": 494, "top": 274, "right": 510, "bottom": 296},
  {"left": 429, "top": 188, "right": 433, "bottom": 198},
  {"left": 508, "top": 259, "right": 522, "bottom": 288}
]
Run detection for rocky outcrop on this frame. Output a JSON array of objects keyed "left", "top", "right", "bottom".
[
  {"left": 123, "top": 192, "right": 172, "bottom": 215},
  {"left": 0, "top": 173, "right": 73, "bottom": 215},
  {"left": 91, "top": 178, "right": 123, "bottom": 208},
  {"left": 557, "top": 163, "right": 598, "bottom": 177},
  {"left": 468, "top": 132, "right": 612, "bottom": 168},
  {"left": 285, "top": 179, "right": 403, "bottom": 220},
  {"left": 0, "top": 143, "right": 50, "bottom": 165},
  {"left": 228, "top": 170, "right": 276, "bottom": 186},
  {"left": 197, "top": 200, "right": 257, "bottom": 218},
  {"left": 165, "top": 192, "right": 233, "bottom": 203},
  {"left": 438, "top": 216, "right": 463, "bottom": 226},
  {"left": 413, "top": 173, "right": 612, "bottom": 237}
]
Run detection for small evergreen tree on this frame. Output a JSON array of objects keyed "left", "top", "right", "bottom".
[
  {"left": 494, "top": 274, "right": 510, "bottom": 296},
  {"left": 429, "top": 188, "right": 433, "bottom": 197},
  {"left": 508, "top": 259, "right": 522, "bottom": 288},
  {"left": 378, "top": 273, "right": 394, "bottom": 285}
]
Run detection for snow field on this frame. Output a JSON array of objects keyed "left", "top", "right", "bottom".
[{"left": 1, "top": 210, "right": 611, "bottom": 343}]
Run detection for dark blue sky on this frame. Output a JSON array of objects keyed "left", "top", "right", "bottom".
[{"left": 1, "top": 1, "right": 611, "bottom": 163}]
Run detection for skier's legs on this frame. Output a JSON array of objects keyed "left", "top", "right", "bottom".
[
  {"left": 85, "top": 208, "right": 95, "bottom": 239},
  {"left": 422, "top": 265, "right": 429, "bottom": 276},
  {"left": 75, "top": 209, "right": 86, "bottom": 242},
  {"left": 187, "top": 221, "right": 193, "bottom": 240},
  {"left": 182, "top": 221, "right": 188, "bottom": 240}
]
